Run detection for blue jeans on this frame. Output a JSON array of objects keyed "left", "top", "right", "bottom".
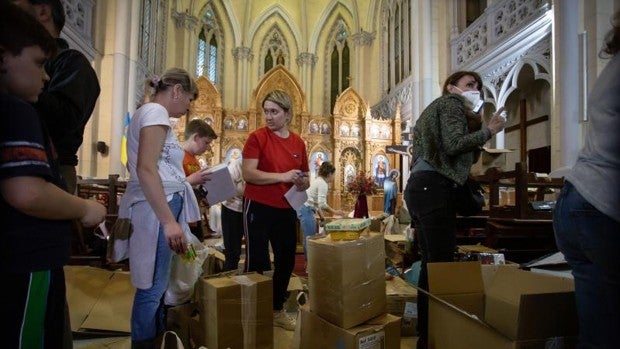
[
  {"left": 553, "top": 181, "right": 620, "bottom": 348},
  {"left": 131, "top": 193, "right": 183, "bottom": 342},
  {"left": 296, "top": 205, "right": 317, "bottom": 258}
]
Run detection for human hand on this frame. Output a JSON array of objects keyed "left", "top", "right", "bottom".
[
  {"left": 293, "top": 173, "right": 309, "bottom": 191},
  {"left": 187, "top": 168, "right": 211, "bottom": 186},
  {"left": 488, "top": 106, "right": 507, "bottom": 135},
  {"left": 80, "top": 200, "right": 107, "bottom": 227},
  {"left": 163, "top": 221, "right": 187, "bottom": 254},
  {"left": 282, "top": 169, "right": 303, "bottom": 183}
]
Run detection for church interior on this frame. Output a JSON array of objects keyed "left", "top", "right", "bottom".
[{"left": 37, "top": 0, "right": 619, "bottom": 347}]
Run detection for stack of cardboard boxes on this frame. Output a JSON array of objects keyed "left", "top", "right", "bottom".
[{"left": 298, "top": 230, "right": 402, "bottom": 348}]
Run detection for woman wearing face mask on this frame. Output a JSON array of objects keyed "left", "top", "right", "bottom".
[{"left": 404, "top": 71, "right": 505, "bottom": 349}]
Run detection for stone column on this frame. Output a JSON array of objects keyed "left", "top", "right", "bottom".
[
  {"left": 233, "top": 46, "right": 253, "bottom": 110},
  {"left": 296, "top": 52, "right": 317, "bottom": 103},
  {"left": 108, "top": 0, "right": 134, "bottom": 176},
  {"left": 171, "top": 10, "right": 200, "bottom": 69},
  {"left": 551, "top": 0, "right": 580, "bottom": 171},
  {"left": 351, "top": 30, "right": 375, "bottom": 92}
]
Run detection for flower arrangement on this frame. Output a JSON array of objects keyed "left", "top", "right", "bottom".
[{"left": 346, "top": 171, "right": 378, "bottom": 196}]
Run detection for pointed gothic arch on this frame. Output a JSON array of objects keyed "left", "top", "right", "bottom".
[
  {"left": 251, "top": 65, "right": 307, "bottom": 134},
  {"left": 258, "top": 25, "right": 291, "bottom": 77}
]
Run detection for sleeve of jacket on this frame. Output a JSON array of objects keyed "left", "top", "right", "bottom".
[
  {"left": 36, "top": 49, "right": 101, "bottom": 135},
  {"left": 439, "top": 95, "right": 490, "bottom": 156}
]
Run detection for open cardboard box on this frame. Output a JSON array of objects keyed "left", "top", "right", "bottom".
[{"left": 424, "top": 262, "right": 577, "bottom": 349}]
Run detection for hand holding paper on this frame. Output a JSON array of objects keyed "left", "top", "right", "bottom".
[{"left": 284, "top": 185, "right": 308, "bottom": 210}]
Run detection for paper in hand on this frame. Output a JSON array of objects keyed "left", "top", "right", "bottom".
[
  {"left": 284, "top": 185, "right": 308, "bottom": 210},
  {"left": 201, "top": 163, "right": 236, "bottom": 205}
]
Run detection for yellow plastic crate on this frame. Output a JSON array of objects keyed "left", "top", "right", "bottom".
[{"left": 329, "top": 228, "right": 369, "bottom": 241}]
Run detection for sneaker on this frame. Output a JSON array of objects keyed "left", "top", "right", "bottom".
[{"left": 273, "top": 309, "right": 296, "bottom": 331}]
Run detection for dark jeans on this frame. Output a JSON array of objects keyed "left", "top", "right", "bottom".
[
  {"left": 221, "top": 205, "right": 243, "bottom": 271},
  {"left": 404, "top": 171, "right": 457, "bottom": 348},
  {"left": 243, "top": 199, "right": 298, "bottom": 310},
  {"left": 553, "top": 181, "right": 620, "bottom": 348}
]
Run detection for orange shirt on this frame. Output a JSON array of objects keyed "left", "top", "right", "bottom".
[{"left": 183, "top": 150, "right": 201, "bottom": 176}]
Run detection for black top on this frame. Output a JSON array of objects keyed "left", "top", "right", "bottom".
[
  {"left": 0, "top": 94, "right": 71, "bottom": 273},
  {"left": 36, "top": 38, "right": 101, "bottom": 166}
]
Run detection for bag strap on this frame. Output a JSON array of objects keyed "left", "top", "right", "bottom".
[{"left": 160, "top": 331, "right": 184, "bottom": 349}]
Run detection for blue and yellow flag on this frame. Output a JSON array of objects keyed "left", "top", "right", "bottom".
[{"left": 120, "top": 112, "right": 130, "bottom": 165}]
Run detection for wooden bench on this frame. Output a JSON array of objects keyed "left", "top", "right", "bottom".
[
  {"left": 471, "top": 163, "right": 564, "bottom": 263},
  {"left": 70, "top": 175, "right": 127, "bottom": 267}
]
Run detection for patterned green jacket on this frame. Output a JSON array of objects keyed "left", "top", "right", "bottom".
[{"left": 412, "top": 94, "right": 490, "bottom": 185}]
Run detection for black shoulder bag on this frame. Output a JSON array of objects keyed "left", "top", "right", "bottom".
[{"left": 455, "top": 177, "right": 485, "bottom": 216}]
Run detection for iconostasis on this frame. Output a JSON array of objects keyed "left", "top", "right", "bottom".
[{"left": 175, "top": 66, "right": 402, "bottom": 212}]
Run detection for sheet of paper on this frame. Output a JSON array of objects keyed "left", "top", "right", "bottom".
[
  {"left": 284, "top": 186, "right": 308, "bottom": 210},
  {"left": 201, "top": 163, "right": 236, "bottom": 205}
]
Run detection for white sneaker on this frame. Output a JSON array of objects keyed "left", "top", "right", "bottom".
[{"left": 273, "top": 309, "right": 296, "bottom": 331}]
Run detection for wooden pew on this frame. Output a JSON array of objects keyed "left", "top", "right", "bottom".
[
  {"left": 71, "top": 175, "right": 127, "bottom": 267},
  {"left": 479, "top": 162, "right": 564, "bottom": 263}
]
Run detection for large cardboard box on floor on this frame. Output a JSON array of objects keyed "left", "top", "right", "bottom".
[
  {"left": 307, "top": 233, "right": 387, "bottom": 329},
  {"left": 298, "top": 305, "right": 401, "bottom": 349},
  {"left": 425, "top": 262, "right": 577, "bottom": 349},
  {"left": 198, "top": 272, "right": 273, "bottom": 349}
]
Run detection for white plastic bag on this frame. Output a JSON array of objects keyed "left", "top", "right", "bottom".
[{"left": 164, "top": 232, "right": 208, "bottom": 306}]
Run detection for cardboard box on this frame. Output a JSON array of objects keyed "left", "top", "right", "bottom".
[
  {"left": 298, "top": 305, "right": 401, "bottom": 349},
  {"left": 386, "top": 276, "right": 417, "bottom": 337},
  {"left": 425, "top": 262, "right": 577, "bottom": 349},
  {"left": 65, "top": 266, "right": 134, "bottom": 334},
  {"left": 199, "top": 273, "right": 273, "bottom": 349},
  {"left": 307, "top": 233, "right": 387, "bottom": 329}
]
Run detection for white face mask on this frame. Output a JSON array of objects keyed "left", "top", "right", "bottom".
[{"left": 454, "top": 87, "right": 484, "bottom": 113}]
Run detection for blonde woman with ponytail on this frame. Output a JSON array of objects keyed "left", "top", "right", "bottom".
[{"left": 117, "top": 68, "right": 201, "bottom": 348}]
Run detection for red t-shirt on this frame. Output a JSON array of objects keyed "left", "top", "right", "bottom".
[{"left": 243, "top": 127, "right": 309, "bottom": 208}]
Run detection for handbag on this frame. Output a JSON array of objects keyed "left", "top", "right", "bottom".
[
  {"left": 106, "top": 218, "right": 133, "bottom": 263},
  {"left": 455, "top": 177, "right": 486, "bottom": 216}
]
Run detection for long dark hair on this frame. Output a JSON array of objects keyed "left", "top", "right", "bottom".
[{"left": 442, "top": 71, "right": 484, "bottom": 132}]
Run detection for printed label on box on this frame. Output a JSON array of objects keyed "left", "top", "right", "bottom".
[
  {"left": 403, "top": 301, "right": 417, "bottom": 319},
  {"left": 358, "top": 331, "right": 385, "bottom": 349}
]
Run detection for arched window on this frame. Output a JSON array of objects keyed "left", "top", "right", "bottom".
[
  {"left": 382, "top": 0, "right": 412, "bottom": 93},
  {"left": 394, "top": 5, "right": 400, "bottom": 84},
  {"left": 137, "top": 0, "right": 167, "bottom": 104},
  {"left": 196, "top": 7, "right": 221, "bottom": 83},
  {"left": 260, "top": 29, "right": 289, "bottom": 75},
  {"left": 326, "top": 18, "right": 350, "bottom": 114},
  {"left": 466, "top": 0, "right": 487, "bottom": 27}
]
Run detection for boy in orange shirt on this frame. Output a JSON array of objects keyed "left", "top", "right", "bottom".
[{"left": 182, "top": 119, "right": 218, "bottom": 240}]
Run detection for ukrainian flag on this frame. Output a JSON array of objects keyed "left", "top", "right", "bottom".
[{"left": 120, "top": 112, "right": 130, "bottom": 166}]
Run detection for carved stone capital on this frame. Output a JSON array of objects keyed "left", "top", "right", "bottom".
[
  {"left": 351, "top": 30, "right": 375, "bottom": 46},
  {"left": 171, "top": 10, "right": 199, "bottom": 31},
  {"left": 233, "top": 46, "right": 254, "bottom": 61},
  {"left": 296, "top": 52, "right": 317, "bottom": 67}
]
